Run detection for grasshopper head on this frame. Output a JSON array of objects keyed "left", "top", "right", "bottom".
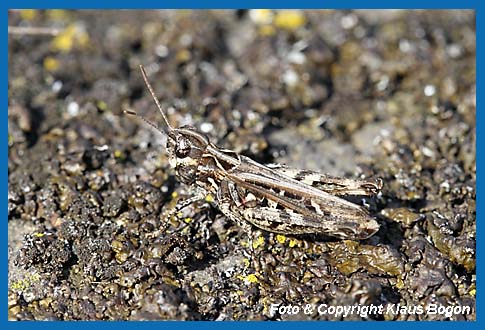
[
  {"left": 166, "top": 126, "right": 209, "bottom": 184},
  {"left": 126, "top": 65, "right": 212, "bottom": 185}
]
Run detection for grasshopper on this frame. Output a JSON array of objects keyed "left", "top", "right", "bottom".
[{"left": 125, "top": 65, "right": 382, "bottom": 240}]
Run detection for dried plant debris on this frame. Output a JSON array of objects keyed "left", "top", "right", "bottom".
[{"left": 8, "top": 10, "right": 475, "bottom": 320}]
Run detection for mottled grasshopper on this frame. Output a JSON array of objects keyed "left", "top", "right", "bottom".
[{"left": 126, "top": 65, "right": 382, "bottom": 240}]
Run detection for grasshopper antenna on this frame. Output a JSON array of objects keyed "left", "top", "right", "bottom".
[
  {"left": 123, "top": 109, "right": 167, "bottom": 137},
  {"left": 139, "top": 64, "right": 173, "bottom": 132}
]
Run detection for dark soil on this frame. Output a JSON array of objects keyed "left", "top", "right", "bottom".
[{"left": 8, "top": 10, "right": 475, "bottom": 320}]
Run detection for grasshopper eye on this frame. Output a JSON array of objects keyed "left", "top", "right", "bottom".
[{"left": 175, "top": 138, "right": 191, "bottom": 158}]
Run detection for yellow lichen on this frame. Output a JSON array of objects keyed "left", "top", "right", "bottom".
[
  {"left": 252, "top": 235, "right": 265, "bottom": 249},
  {"left": 175, "top": 49, "right": 191, "bottom": 63},
  {"left": 274, "top": 10, "right": 306, "bottom": 30},
  {"left": 163, "top": 277, "right": 181, "bottom": 288},
  {"left": 11, "top": 274, "right": 40, "bottom": 291},
  {"left": 276, "top": 234, "right": 286, "bottom": 244},
  {"left": 249, "top": 9, "right": 274, "bottom": 25},
  {"left": 51, "top": 24, "right": 89, "bottom": 53},
  {"left": 19, "top": 10, "right": 37, "bottom": 21},
  {"left": 114, "top": 150, "right": 124, "bottom": 159},
  {"left": 244, "top": 273, "right": 259, "bottom": 284},
  {"left": 259, "top": 25, "right": 276, "bottom": 36},
  {"left": 96, "top": 100, "right": 107, "bottom": 111},
  {"left": 43, "top": 56, "right": 59, "bottom": 72},
  {"left": 46, "top": 9, "right": 70, "bottom": 21}
]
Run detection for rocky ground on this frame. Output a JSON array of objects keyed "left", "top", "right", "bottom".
[{"left": 8, "top": 10, "right": 475, "bottom": 320}]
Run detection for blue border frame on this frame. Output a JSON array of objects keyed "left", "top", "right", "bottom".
[{"left": 4, "top": 1, "right": 479, "bottom": 329}]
